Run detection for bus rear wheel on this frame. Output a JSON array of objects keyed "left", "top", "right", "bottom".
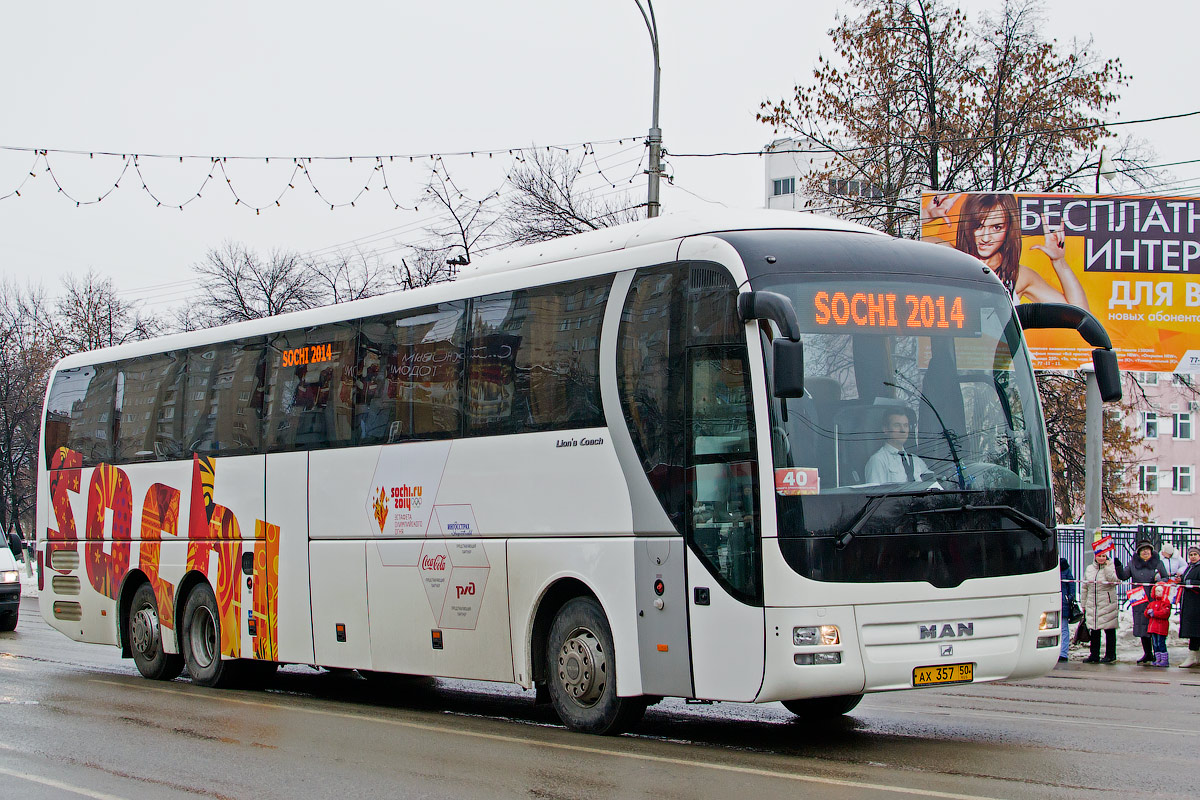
[
  {"left": 782, "top": 694, "right": 863, "bottom": 718},
  {"left": 545, "top": 596, "right": 645, "bottom": 735},
  {"left": 181, "top": 582, "right": 235, "bottom": 688},
  {"left": 129, "top": 583, "right": 183, "bottom": 680}
]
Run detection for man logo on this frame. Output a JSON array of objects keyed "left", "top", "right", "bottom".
[
  {"left": 940, "top": 644, "right": 954, "bottom": 657},
  {"left": 919, "top": 622, "right": 975, "bottom": 640}
]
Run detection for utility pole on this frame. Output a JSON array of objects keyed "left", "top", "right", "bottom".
[
  {"left": 1083, "top": 364, "right": 1102, "bottom": 537},
  {"left": 635, "top": 1, "right": 662, "bottom": 218}
]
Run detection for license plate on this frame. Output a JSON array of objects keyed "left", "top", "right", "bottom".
[{"left": 913, "top": 663, "right": 973, "bottom": 687}]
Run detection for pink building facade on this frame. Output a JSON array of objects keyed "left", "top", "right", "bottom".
[{"left": 1128, "top": 372, "right": 1199, "bottom": 526}]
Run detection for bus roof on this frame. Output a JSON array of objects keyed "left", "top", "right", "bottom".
[
  {"left": 464, "top": 209, "right": 883, "bottom": 277},
  {"left": 49, "top": 209, "right": 884, "bottom": 370}
]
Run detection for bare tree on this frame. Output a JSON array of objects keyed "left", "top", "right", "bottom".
[
  {"left": 310, "top": 249, "right": 392, "bottom": 304},
  {"left": 758, "top": 0, "right": 1139, "bottom": 236},
  {"left": 55, "top": 269, "right": 161, "bottom": 352},
  {"left": 393, "top": 249, "right": 461, "bottom": 291},
  {"left": 500, "top": 149, "right": 642, "bottom": 245},
  {"left": 403, "top": 164, "right": 501, "bottom": 278},
  {"left": 0, "top": 282, "right": 58, "bottom": 538},
  {"left": 1037, "top": 371, "right": 1151, "bottom": 524},
  {"left": 193, "top": 241, "right": 326, "bottom": 325}
]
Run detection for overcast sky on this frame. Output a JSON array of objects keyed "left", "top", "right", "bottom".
[{"left": 2, "top": 0, "right": 1197, "bottom": 315}]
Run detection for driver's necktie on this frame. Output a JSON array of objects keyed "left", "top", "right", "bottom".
[{"left": 900, "top": 452, "right": 915, "bottom": 481}]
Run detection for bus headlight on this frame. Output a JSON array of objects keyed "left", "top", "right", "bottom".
[
  {"left": 0, "top": 570, "right": 19, "bottom": 584},
  {"left": 794, "top": 625, "right": 840, "bottom": 646},
  {"left": 1039, "top": 611, "right": 1059, "bottom": 630}
]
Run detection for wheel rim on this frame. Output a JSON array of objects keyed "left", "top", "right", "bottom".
[
  {"left": 556, "top": 625, "right": 606, "bottom": 708},
  {"left": 131, "top": 604, "right": 160, "bottom": 660},
  {"left": 189, "top": 604, "right": 218, "bottom": 669}
]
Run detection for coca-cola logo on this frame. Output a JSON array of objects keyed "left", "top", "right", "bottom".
[{"left": 421, "top": 554, "right": 447, "bottom": 571}]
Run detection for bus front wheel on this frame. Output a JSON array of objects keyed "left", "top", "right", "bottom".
[
  {"left": 129, "top": 583, "right": 183, "bottom": 681},
  {"left": 781, "top": 694, "right": 863, "bottom": 718},
  {"left": 545, "top": 596, "right": 645, "bottom": 735},
  {"left": 180, "top": 582, "right": 235, "bottom": 688}
]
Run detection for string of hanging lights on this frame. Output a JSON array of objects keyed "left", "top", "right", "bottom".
[{"left": 0, "top": 137, "right": 642, "bottom": 213}]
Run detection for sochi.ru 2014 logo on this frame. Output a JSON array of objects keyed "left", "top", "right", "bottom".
[
  {"left": 372, "top": 488, "right": 389, "bottom": 532},
  {"left": 392, "top": 484, "right": 423, "bottom": 511}
]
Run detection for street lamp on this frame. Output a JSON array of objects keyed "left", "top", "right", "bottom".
[{"left": 634, "top": 0, "right": 663, "bottom": 218}]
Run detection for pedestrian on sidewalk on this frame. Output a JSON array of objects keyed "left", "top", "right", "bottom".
[
  {"left": 1059, "top": 558, "right": 1075, "bottom": 662},
  {"left": 1081, "top": 550, "right": 1118, "bottom": 663},
  {"left": 1145, "top": 579, "right": 1172, "bottom": 667},
  {"left": 1161, "top": 543, "right": 1186, "bottom": 578},
  {"left": 1179, "top": 545, "right": 1200, "bottom": 668},
  {"left": 1116, "top": 539, "right": 1168, "bottom": 664}
]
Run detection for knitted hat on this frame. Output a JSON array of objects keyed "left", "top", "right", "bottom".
[
  {"left": 1162, "top": 543, "right": 1175, "bottom": 557},
  {"left": 1188, "top": 545, "right": 1200, "bottom": 557}
]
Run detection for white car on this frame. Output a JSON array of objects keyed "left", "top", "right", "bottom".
[{"left": 0, "top": 545, "right": 20, "bottom": 631}]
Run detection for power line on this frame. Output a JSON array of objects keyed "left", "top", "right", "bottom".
[{"left": 670, "top": 109, "right": 1200, "bottom": 159}]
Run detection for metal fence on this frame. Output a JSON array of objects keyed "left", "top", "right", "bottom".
[{"left": 1057, "top": 524, "right": 1200, "bottom": 602}]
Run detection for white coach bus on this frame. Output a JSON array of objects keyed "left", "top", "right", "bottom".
[{"left": 36, "top": 210, "right": 1121, "bottom": 734}]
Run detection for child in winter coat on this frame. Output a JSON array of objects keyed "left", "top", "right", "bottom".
[{"left": 1145, "top": 580, "right": 1173, "bottom": 667}]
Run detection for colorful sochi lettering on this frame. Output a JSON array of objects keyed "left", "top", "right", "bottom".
[
  {"left": 44, "top": 448, "right": 279, "bottom": 658},
  {"left": 187, "top": 454, "right": 244, "bottom": 658},
  {"left": 138, "top": 483, "right": 180, "bottom": 629},
  {"left": 46, "top": 447, "right": 82, "bottom": 569},
  {"left": 85, "top": 463, "right": 132, "bottom": 599}
]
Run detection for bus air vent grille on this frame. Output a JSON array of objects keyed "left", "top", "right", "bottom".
[
  {"left": 49, "top": 550, "right": 80, "bottom": 571},
  {"left": 51, "top": 575, "right": 81, "bottom": 595},
  {"left": 53, "top": 601, "right": 83, "bottom": 621}
]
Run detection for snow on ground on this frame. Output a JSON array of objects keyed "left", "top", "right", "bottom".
[
  {"left": 17, "top": 554, "right": 37, "bottom": 598},
  {"left": 1066, "top": 605, "right": 1193, "bottom": 665}
]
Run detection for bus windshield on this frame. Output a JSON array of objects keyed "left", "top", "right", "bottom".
[{"left": 758, "top": 275, "right": 1052, "bottom": 561}]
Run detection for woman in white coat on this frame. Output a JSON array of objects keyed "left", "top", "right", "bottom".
[{"left": 1081, "top": 550, "right": 1119, "bottom": 663}]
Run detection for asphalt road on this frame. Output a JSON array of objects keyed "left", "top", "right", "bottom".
[{"left": 2, "top": 596, "right": 1197, "bottom": 800}]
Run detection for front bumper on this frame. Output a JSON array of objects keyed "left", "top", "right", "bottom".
[
  {"left": 0, "top": 583, "right": 19, "bottom": 615},
  {"left": 758, "top": 593, "right": 1060, "bottom": 702}
]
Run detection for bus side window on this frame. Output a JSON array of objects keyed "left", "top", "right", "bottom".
[
  {"left": 265, "top": 324, "right": 357, "bottom": 452},
  {"left": 467, "top": 278, "right": 607, "bottom": 437},
  {"left": 185, "top": 339, "right": 267, "bottom": 457},
  {"left": 387, "top": 302, "right": 466, "bottom": 442},
  {"left": 114, "top": 352, "right": 185, "bottom": 463},
  {"left": 50, "top": 363, "right": 118, "bottom": 467},
  {"left": 44, "top": 366, "right": 99, "bottom": 468},
  {"left": 617, "top": 264, "right": 688, "bottom": 532}
]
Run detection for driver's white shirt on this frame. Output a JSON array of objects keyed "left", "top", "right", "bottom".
[{"left": 864, "top": 443, "right": 928, "bottom": 484}]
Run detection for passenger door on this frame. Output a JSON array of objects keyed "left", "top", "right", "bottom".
[{"left": 683, "top": 306, "right": 765, "bottom": 701}]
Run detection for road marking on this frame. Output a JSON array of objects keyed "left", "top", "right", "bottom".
[
  {"left": 0, "top": 766, "right": 132, "bottom": 800},
  {"left": 90, "top": 679, "right": 1003, "bottom": 800},
  {"left": 871, "top": 704, "right": 1200, "bottom": 736}
]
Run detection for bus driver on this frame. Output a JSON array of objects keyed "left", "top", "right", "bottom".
[{"left": 865, "top": 410, "right": 928, "bottom": 485}]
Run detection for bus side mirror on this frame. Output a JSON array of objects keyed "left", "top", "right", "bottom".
[
  {"left": 1091, "top": 348, "right": 1122, "bottom": 402},
  {"left": 1016, "top": 302, "right": 1123, "bottom": 403},
  {"left": 773, "top": 339, "right": 804, "bottom": 398}
]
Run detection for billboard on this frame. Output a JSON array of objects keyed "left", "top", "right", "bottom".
[{"left": 920, "top": 192, "right": 1200, "bottom": 372}]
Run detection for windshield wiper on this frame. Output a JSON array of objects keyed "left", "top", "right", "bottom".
[
  {"left": 835, "top": 489, "right": 986, "bottom": 549},
  {"left": 907, "top": 503, "right": 1053, "bottom": 541}
]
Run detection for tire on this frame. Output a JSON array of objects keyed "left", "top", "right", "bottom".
[
  {"left": 782, "top": 694, "right": 863, "bottom": 718},
  {"left": 180, "top": 582, "right": 235, "bottom": 688},
  {"left": 0, "top": 610, "right": 16, "bottom": 632},
  {"left": 128, "top": 583, "right": 183, "bottom": 680},
  {"left": 545, "top": 596, "right": 645, "bottom": 735}
]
